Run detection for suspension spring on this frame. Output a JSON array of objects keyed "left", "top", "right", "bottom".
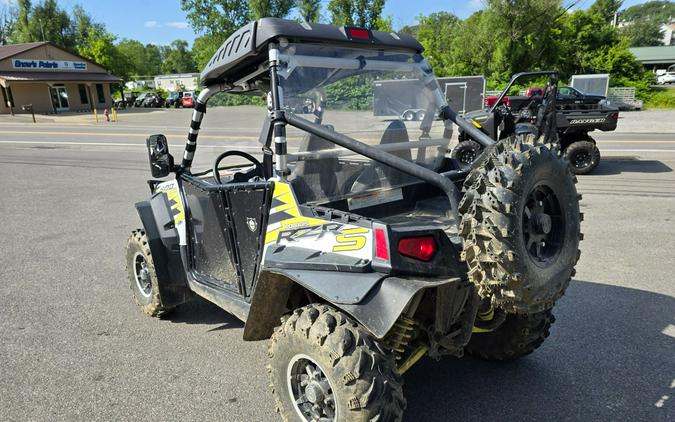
[{"left": 383, "top": 316, "right": 417, "bottom": 363}]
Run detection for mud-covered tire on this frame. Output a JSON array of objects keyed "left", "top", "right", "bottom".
[
  {"left": 451, "top": 140, "right": 483, "bottom": 167},
  {"left": 458, "top": 134, "right": 582, "bottom": 314},
  {"left": 563, "top": 140, "right": 600, "bottom": 175},
  {"left": 467, "top": 309, "right": 555, "bottom": 361},
  {"left": 268, "top": 304, "right": 405, "bottom": 422},
  {"left": 125, "top": 229, "right": 171, "bottom": 317}
]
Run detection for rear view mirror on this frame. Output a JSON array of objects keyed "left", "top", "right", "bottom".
[{"left": 146, "top": 134, "right": 174, "bottom": 178}]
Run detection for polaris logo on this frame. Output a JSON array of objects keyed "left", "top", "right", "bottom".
[{"left": 569, "top": 118, "right": 606, "bottom": 124}]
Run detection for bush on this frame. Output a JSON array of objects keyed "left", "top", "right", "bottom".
[
  {"left": 644, "top": 89, "right": 675, "bottom": 109},
  {"left": 208, "top": 92, "right": 265, "bottom": 107}
]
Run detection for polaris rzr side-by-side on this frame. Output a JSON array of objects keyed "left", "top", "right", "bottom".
[{"left": 126, "top": 18, "right": 582, "bottom": 421}]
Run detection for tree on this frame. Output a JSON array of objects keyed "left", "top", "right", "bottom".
[
  {"left": 297, "top": 0, "right": 321, "bottom": 22},
  {"left": 414, "top": 12, "right": 460, "bottom": 76},
  {"left": 180, "top": 0, "right": 250, "bottom": 36},
  {"left": 78, "top": 29, "right": 130, "bottom": 79},
  {"left": 192, "top": 34, "right": 224, "bottom": 70},
  {"left": 161, "top": 40, "right": 197, "bottom": 74},
  {"left": 620, "top": 18, "right": 664, "bottom": 47},
  {"left": 72, "top": 5, "right": 105, "bottom": 48},
  {"left": 621, "top": 0, "right": 675, "bottom": 25},
  {"left": 26, "top": 0, "right": 76, "bottom": 49},
  {"left": 0, "top": 4, "right": 17, "bottom": 45},
  {"left": 589, "top": 0, "right": 623, "bottom": 23},
  {"left": 249, "top": 0, "right": 295, "bottom": 20},
  {"left": 327, "top": 0, "right": 386, "bottom": 29}
]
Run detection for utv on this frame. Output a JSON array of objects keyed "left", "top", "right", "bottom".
[
  {"left": 126, "top": 18, "right": 582, "bottom": 422},
  {"left": 451, "top": 71, "right": 616, "bottom": 175}
]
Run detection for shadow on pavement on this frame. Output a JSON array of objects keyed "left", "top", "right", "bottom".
[
  {"left": 163, "top": 296, "right": 244, "bottom": 330},
  {"left": 592, "top": 159, "right": 672, "bottom": 175},
  {"left": 403, "top": 280, "right": 674, "bottom": 422}
]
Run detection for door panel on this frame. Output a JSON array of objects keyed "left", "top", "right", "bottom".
[
  {"left": 183, "top": 181, "right": 239, "bottom": 290},
  {"left": 226, "top": 188, "right": 272, "bottom": 296},
  {"left": 182, "top": 174, "right": 272, "bottom": 297}
]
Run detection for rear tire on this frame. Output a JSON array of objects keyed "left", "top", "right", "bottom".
[
  {"left": 467, "top": 309, "right": 555, "bottom": 361},
  {"left": 125, "top": 229, "right": 172, "bottom": 317},
  {"left": 268, "top": 304, "right": 405, "bottom": 422},
  {"left": 563, "top": 140, "right": 600, "bottom": 175}
]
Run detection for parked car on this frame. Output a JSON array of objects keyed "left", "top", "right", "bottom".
[
  {"left": 165, "top": 91, "right": 184, "bottom": 108},
  {"left": 657, "top": 72, "right": 675, "bottom": 85},
  {"left": 142, "top": 94, "right": 165, "bottom": 108},
  {"left": 133, "top": 92, "right": 150, "bottom": 107},
  {"left": 181, "top": 91, "right": 195, "bottom": 108},
  {"left": 114, "top": 92, "right": 137, "bottom": 108}
]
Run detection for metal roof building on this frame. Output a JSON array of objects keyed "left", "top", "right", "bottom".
[
  {"left": 629, "top": 46, "right": 675, "bottom": 70},
  {"left": 0, "top": 42, "right": 122, "bottom": 114}
]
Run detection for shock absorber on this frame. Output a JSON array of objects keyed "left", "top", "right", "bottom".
[{"left": 383, "top": 316, "right": 417, "bottom": 363}]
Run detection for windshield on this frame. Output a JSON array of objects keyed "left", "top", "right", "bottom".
[{"left": 278, "top": 43, "right": 450, "bottom": 207}]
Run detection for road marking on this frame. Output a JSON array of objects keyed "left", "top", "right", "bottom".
[
  {"left": 0, "top": 140, "right": 261, "bottom": 150},
  {"left": 602, "top": 149, "right": 675, "bottom": 153},
  {"left": 0, "top": 130, "right": 259, "bottom": 140}
]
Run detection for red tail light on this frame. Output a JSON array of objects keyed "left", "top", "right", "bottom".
[
  {"left": 346, "top": 27, "right": 371, "bottom": 40},
  {"left": 375, "top": 227, "right": 389, "bottom": 261},
  {"left": 398, "top": 236, "right": 437, "bottom": 262},
  {"left": 610, "top": 112, "right": 619, "bottom": 121}
]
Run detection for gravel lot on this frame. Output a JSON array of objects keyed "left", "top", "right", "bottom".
[{"left": 0, "top": 108, "right": 673, "bottom": 421}]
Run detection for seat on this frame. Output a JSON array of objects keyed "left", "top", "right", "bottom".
[
  {"left": 378, "top": 120, "right": 411, "bottom": 185},
  {"left": 291, "top": 133, "right": 340, "bottom": 203}
]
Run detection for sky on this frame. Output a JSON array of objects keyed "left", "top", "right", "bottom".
[{"left": 1, "top": 0, "right": 657, "bottom": 46}]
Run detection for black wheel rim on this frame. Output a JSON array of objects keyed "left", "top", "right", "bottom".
[
  {"left": 522, "top": 184, "right": 565, "bottom": 266},
  {"left": 459, "top": 149, "right": 477, "bottom": 165},
  {"left": 572, "top": 150, "right": 592, "bottom": 169},
  {"left": 133, "top": 253, "right": 152, "bottom": 298},
  {"left": 287, "top": 355, "right": 336, "bottom": 422}
]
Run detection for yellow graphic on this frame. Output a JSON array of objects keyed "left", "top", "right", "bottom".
[
  {"left": 265, "top": 182, "right": 325, "bottom": 244},
  {"left": 333, "top": 227, "right": 369, "bottom": 252},
  {"left": 471, "top": 119, "right": 482, "bottom": 128},
  {"left": 157, "top": 183, "right": 185, "bottom": 224}
]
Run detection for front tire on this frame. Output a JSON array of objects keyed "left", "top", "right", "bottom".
[
  {"left": 268, "top": 304, "right": 405, "bottom": 422},
  {"left": 125, "top": 229, "right": 171, "bottom": 317},
  {"left": 564, "top": 140, "right": 600, "bottom": 175},
  {"left": 467, "top": 309, "right": 555, "bottom": 361}
]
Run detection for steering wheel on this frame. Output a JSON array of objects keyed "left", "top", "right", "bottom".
[{"left": 213, "top": 151, "right": 263, "bottom": 184}]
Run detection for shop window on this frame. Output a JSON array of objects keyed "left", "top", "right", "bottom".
[
  {"left": 78, "top": 84, "right": 89, "bottom": 104},
  {"left": 95, "top": 84, "right": 105, "bottom": 103}
]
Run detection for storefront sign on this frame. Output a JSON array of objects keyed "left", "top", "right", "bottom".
[{"left": 12, "top": 58, "right": 87, "bottom": 71}]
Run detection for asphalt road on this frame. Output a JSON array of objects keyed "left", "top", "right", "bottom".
[{"left": 1, "top": 111, "right": 674, "bottom": 422}]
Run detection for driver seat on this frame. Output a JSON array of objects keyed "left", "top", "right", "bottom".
[{"left": 291, "top": 133, "right": 340, "bottom": 203}]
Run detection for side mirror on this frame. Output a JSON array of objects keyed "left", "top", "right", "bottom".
[{"left": 146, "top": 134, "right": 174, "bottom": 178}]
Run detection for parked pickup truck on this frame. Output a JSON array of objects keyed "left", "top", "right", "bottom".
[
  {"left": 485, "top": 85, "right": 606, "bottom": 110},
  {"left": 456, "top": 74, "right": 619, "bottom": 174}
]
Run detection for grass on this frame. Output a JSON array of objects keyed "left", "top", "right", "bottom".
[{"left": 644, "top": 88, "right": 675, "bottom": 109}]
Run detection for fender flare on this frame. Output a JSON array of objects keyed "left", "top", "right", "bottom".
[
  {"left": 135, "top": 196, "right": 192, "bottom": 308},
  {"left": 243, "top": 268, "right": 461, "bottom": 341}
]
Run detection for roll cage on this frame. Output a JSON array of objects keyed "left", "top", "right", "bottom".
[{"left": 177, "top": 18, "right": 499, "bottom": 227}]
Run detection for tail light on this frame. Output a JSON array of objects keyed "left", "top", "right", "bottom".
[
  {"left": 346, "top": 27, "right": 371, "bottom": 40},
  {"left": 610, "top": 112, "right": 619, "bottom": 121},
  {"left": 375, "top": 227, "right": 389, "bottom": 261},
  {"left": 398, "top": 236, "right": 437, "bottom": 262}
]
